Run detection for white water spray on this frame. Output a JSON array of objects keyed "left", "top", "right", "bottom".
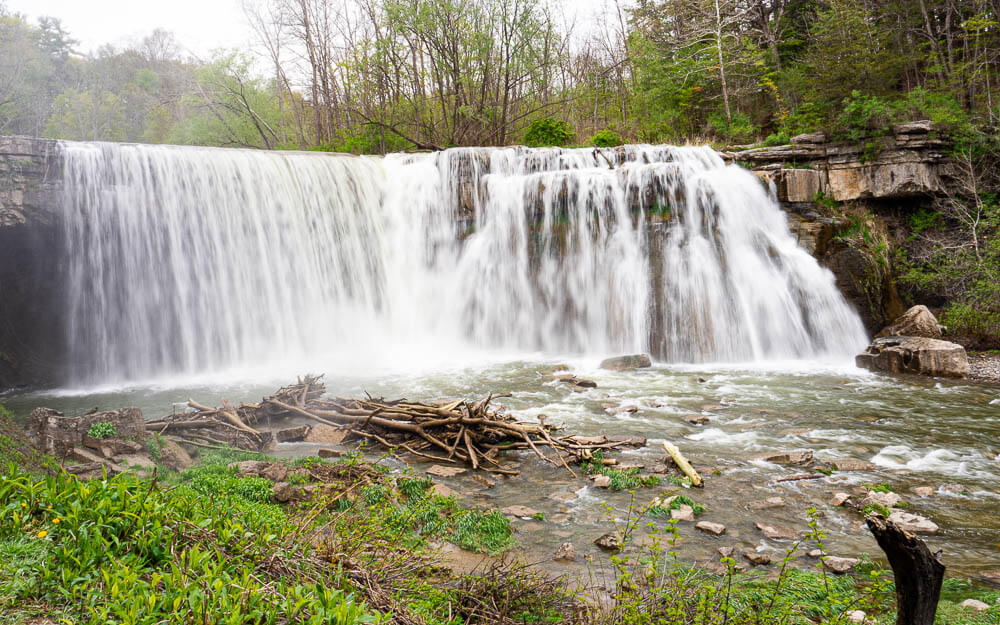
[{"left": 59, "top": 141, "right": 867, "bottom": 385}]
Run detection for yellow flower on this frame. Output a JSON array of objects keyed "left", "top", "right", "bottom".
[
  {"left": 37, "top": 530, "right": 47, "bottom": 538},
  {"left": 20, "top": 502, "right": 26, "bottom": 508},
  {"left": 52, "top": 518, "right": 60, "bottom": 524}
]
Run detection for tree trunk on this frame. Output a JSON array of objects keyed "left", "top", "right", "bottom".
[
  {"left": 714, "top": 0, "right": 732, "bottom": 122},
  {"left": 866, "top": 515, "right": 945, "bottom": 625}
]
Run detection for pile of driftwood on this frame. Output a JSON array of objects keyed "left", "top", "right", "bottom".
[{"left": 150, "top": 375, "right": 646, "bottom": 476}]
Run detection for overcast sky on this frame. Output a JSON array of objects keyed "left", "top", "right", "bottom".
[{"left": 7, "top": 0, "right": 622, "bottom": 60}]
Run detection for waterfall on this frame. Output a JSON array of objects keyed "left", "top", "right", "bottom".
[{"left": 59, "top": 141, "right": 867, "bottom": 385}]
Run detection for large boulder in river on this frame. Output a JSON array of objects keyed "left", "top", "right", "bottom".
[
  {"left": 856, "top": 336, "right": 969, "bottom": 378},
  {"left": 599, "top": 354, "right": 652, "bottom": 371},
  {"left": 875, "top": 305, "right": 943, "bottom": 339}
]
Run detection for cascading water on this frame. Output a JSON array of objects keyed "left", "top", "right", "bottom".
[{"left": 58, "top": 141, "right": 867, "bottom": 385}]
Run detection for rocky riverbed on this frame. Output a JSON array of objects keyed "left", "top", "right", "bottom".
[{"left": 969, "top": 353, "right": 1000, "bottom": 384}]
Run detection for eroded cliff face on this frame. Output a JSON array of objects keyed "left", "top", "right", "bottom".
[
  {"left": 729, "top": 122, "right": 950, "bottom": 334},
  {"left": 0, "top": 136, "right": 65, "bottom": 389}
]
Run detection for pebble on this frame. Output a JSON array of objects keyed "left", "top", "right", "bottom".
[
  {"left": 553, "top": 542, "right": 575, "bottom": 562},
  {"left": 695, "top": 521, "right": 726, "bottom": 536},
  {"left": 968, "top": 353, "right": 1000, "bottom": 383}
]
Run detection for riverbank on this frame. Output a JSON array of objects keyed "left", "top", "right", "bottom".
[
  {"left": 1, "top": 444, "right": 997, "bottom": 625},
  {"left": 968, "top": 352, "right": 1000, "bottom": 384}
]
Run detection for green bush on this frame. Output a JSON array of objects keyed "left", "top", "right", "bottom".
[
  {"left": 85, "top": 421, "right": 118, "bottom": 440},
  {"left": 589, "top": 128, "right": 622, "bottom": 147},
  {"left": 708, "top": 111, "right": 757, "bottom": 144},
  {"left": 835, "top": 90, "right": 895, "bottom": 143},
  {"left": 523, "top": 117, "right": 574, "bottom": 147}
]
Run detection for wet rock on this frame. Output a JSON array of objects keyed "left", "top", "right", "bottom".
[
  {"left": 757, "top": 450, "right": 814, "bottom": 465},
  {"left": 275, "top": 425, "right": 311, "bottom": 442},
  {"left": 541, "top": 364, "right": 570, "bottom": 375},
  {"left": 573, "top": 379, "right": 598, "bottom": 389},
  {"left": 717, "top": 546, "right": 735, "bottom": 558},
  {"left": 822, "top": 556, "right": 859, "bottom": 574},
  {"left": 696, "top": 521, "right": 726, "bottom": 536},
  {"left": 830, "top": 458, "right": 876, "bottom": 471},
  {"left": 554, "top": 373, "right": 577, "bottom": 382},
  {"left": 856, "top": 336, "right": 969, "bottom": 378},
  {"left": 887, "top": 510, "right": 939, "bottom": 534},
  {"left": 304, "top": 424, "right": 348, "bottom": 445},
  {"left": 862, "top": 490, "right": 902, "bottom": 508},
  {"left": 831, "top": 492, "right": 852, "bottom": 506},
  {"left": 548, "top": 490, "right": 576, "bottom": 503},
  {"left": 743, "top": 552, "right": 771, "bottom": 566},
  {"left": 685, "top": 415, "right": 710, "bottom": 425},
  {"left": 549, "top": 513, "right": 570, "bottom": 523},
  {"left": 317, "top": 448, "right": 344, "bottom": 459},
  {"left": 471, "top": 474, "right": 497, "bottom": 488},
  {"left": 427, "top": 465, "right": 466, "bottom": 478},
  {"left": 876, "top": 305, "right": 943, "bottom": 339},
  {"left": 501, "top": 505, "right": 540, "bottom": 518},
  {"left": 755, "top": 522, "right": 799, "bottom": 540},
  {"left": 592, "top": 475, "right": 612, "bottom": 488},
  {"left": 594, "top": 533, "right": 622, "bottom": 552},
  {"left": 749, "top": 497, "right": 786, "bottom": 510},
  {"left": 913, "top": 486, "right": 935, "bottom": 497},
  {"left": 807, "top": 549, "right": 823, "bottom": 558},
  {"left": 960, "top": 599, "right": 990, "bottom": 612},
  {"left": 599, "top": 354, "right": 652, "bottom": 371},
  {"left": 700, "top": 403, "right": 726, "bottom": 411},
  {"left": 671, "top": 505, "right": 695, "bottom": 522},
  {"left": 940, "top": 483, "right": 967, "bottom": 494},
  {"left": 553, "top": 542, "right": 575, "bottom": 562}
]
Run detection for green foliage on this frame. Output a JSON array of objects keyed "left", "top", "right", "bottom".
[
  {"left": 910, "top": 208, "right": 945, "bottom": 235},
  {"left": 523, "top": 117, "right": 573, "bottom": 147},
  {"left": 589, "top": 128, "right": 622, "bottom": 147},
  {"left": 709, "top": 111, "right": 757, "bottom": 144},
  {"left": 582, "top": 451, "right": 661, "bottom": 490},
  {"left": 835, "top": 90, "right": 894, "bottom": 143},
  {"left": 647, "top": 494, "right": 705, "bottom": 518},
  {"left": 311, "top": 123, "right": 412, "bottom": 154},
  {"left": 85, "top": 421, "right": 118, "bottom": 440}
]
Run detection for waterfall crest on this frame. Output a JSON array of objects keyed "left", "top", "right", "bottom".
[{"left": 59, "top": 141, "right": 867, "bottom": 384}]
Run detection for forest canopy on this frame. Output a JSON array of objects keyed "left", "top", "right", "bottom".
[{"left": 2, "top": 0, "right": 998, "bottom": 152}]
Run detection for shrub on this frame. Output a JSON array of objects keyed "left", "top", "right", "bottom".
[
  {"left": 589, "top": 128, "right": 622, "bottom": 147},
  {"left": 523, "top": 117, "right": 574, "bottom": 147},
  {"left": 85, "top": 421, "right": 117, "bottom": 440},
  {"left": 708, "top": 111, "right": 757, "bottom": 144}
]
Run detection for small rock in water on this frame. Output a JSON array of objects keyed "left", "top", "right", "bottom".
[
  {"left": 592, "top": 475, "right": 612, "bottom": 488},
  {"left": 599, "top": 354, "right": 652, "bottom": 371},
  {"left": 807, "top": 549, "right": 823, "bottom": 558},
  {"left": 696, "top": 521, "right": 726, "bottom": 536},
  {"left": 913, "top": 486, "right": 935, "bottom": 497},
  {"left": 863, "top": 490, "right": 902, "bottom": 508},
  {"left": 548, "top": 490, "right": 577, "bottom": 503},
  {"left": 574, "top": 378, "right": 598, "bottom": 389},
  {"left": 888, "top": 510, "right": 939, "bottom": 535},
  {"left": 822, "top": 556, "right": 859, "bottom": 574},
  {"left": 749, "top": 497, "right": 786, "bottom": 510},
  {"left": 700, "top": 403, "right": 726, "bottom": 411},
  {"left": 830, "top": 458, "right": 876, "bottom": 471},
  {"left": 275, "top": 425, "right": 310, "bottom": 442},
  {"left": 831, "top": 492, "right": 852, "bottom": 506},
  {"left": 317, "top": 448, "right": 344, "bottom": 459},
  {"left": 594, "top": 533, "right": 622, "bottom": 552},
  {"left": 960, "top": 599, "right": 990, "bottom": 612},
  {"left": 427, "top": 465, "right": 466, "bottom": 478},
  {"left": 620, "top": 404, "right": 640, "bottom": 413},
  {"left": 501, "top": 505, "right": 540, "bottom": 518},
  {"left": 743, "top": 552, "right": 771, "bottom": 566},
  {"left": 471, "top": 474, "right": 496, "bottom": 488},
  {"left": 940, "top": 483, "right": 967, "bottom": 494},
  {"left": 717, "top": 546, "right": 735, "bottom": 558},
  {"left": 685, "top": 415, "right": 710, "bottom": 425},
  {"left": 671, "top": 505, "right": 695, "bottom": 522},
  {"left": 846, "top": 610, "right": 867, "bottom": 624},
  {"left": 755, "top": 522, "right": 799, "bottom": 540},
  {"left": 553, "top": 542, "right": 575, "bottom": 562},
  {"left": 431, "top": 483, "right": 460, "bottom": 498},
  {"left": 758, "top": 449, "right": 814, "bottom": 465}
]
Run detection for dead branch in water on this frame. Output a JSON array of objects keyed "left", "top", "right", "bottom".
[{"left": 151, "top": 374, "right": 646, "bottom": 474}]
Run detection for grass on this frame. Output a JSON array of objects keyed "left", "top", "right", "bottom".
[{"left": 582, "top": 451, "right": 662, "bottom": 491}]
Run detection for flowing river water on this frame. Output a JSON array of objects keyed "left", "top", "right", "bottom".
[{"left": 2, "top": 141, "right": 998, "bottom": 578}]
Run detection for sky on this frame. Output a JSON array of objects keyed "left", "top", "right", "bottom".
[
  {"left": 6, "top": 0, "right": 622, "bottom": 60},
  {"left": 6, "top": 0, "right": 252, "bottom": 59}
]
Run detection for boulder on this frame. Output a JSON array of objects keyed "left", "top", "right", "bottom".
[
  {"left": 757, "top": 450, "right": 814, "bottom": 465},
  {"left": 743, "top": 552, "right": 771, "bottom": 566},
  {"left": 831, "top": 492, "right": 852, "bottom": 506},
  {"left": 685, "top": 415, "right": 710, "bottom": 425},
  {"left": 501, "top": 505, "right": 540, "bottom": 518},
  {"left": 671, "top": 505, "right": 695, "bottom": 522},
  {"left": 846, "top": 610, "right": 867, "bottom": 624},
  {"left": 862, "top": 490, "right": 902, "bottom": 508},
  {"left": 157, "top": 437, "right": 193, "bottom": 471},
  {"left": 592, "top": 475, "right": 612, "bottom": 488},
  {"left": 275, "top": 425, "right": 311, "bottom": 443},
  {"left": 856, "top": 336, "right": 969, "bottom": 378},
  {"left": 594, "top": 532, "right": 622, "bottom": 552},
  {"left": 875, "top": 305, "right": 943, "bottom": 339},
  {"left": 749, "top": 496, "right": 786, "bottom": 510},
  {"left": 913, "top": 486, "right": 935, "bottom": 497},
  {"left": 599, "top": 354, "right": 652, "bottom": 371},
  {"left": 830, "top": 458, "right": 876, "bottom": 472},
  {"left": 887, "top": 510, "right": 939, "bottom": 535},
  {"left": 960, "top": 599, "right": 990, "bottom": 612},
  {"left": 304, "top": 424, "right": 348, "bottom": 445},
  {"left": 755, "top": 522, "right": 799, "bottom": 540},
  {"left": 28, "top": 407, "right": 146, "bottom": 458},
  {"left": 822, "top": 556, "right": 859, "bottom": 574}
]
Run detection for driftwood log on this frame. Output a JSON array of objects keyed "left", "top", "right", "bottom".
[
  {"left": 866, "top": 514, "right": 945, "bottom": 625},
  {"left": 150, "top": 375, "right": 646, "bottom": 475}
]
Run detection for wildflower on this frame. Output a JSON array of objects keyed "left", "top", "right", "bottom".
[
  {"left": 20, "top": 502, "right": 26, "bottom": 508},
  {"left": 52, "top": 518, "right": 60, "bottom": 524},
  {"left": 37, "top": 530, "right": 47, "bottom": 538}
]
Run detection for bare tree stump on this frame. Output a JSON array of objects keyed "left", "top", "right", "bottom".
[{"left": 866, "top": 515, "right": 945, "bottom": 625}]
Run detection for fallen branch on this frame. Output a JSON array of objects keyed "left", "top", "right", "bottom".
[{"left": 663, "top": 441, "right": 703, "bottom": 487}]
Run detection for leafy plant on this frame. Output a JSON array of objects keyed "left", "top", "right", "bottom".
[
  {"left": 523, "top": 117, "right": 573, "bottom": 147},
  {"left": 85, "top": 421, "right": 117, "bottom": 440},
  {"left": 589, "top": 128, "right": 621, "bottom": 147}
]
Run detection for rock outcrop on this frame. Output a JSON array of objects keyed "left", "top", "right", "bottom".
[
  {"left": 856, "top": 336, "right": 969, "bottom": 378},
  {"left": 876, "top": 305, "right": 943, "bottom": 339}
]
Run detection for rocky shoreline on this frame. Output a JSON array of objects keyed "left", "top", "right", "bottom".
[{"left": 968, "top": 353, "right": 1000, "bottom": 384}]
